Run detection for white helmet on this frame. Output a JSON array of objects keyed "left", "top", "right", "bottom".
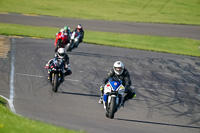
[
  {"left": 113, "top": 61, "right": 124, "bottom": 75},
  {"left": 57, "top": 48, "right": 65, "bottom": 58},
  {"left": 77, "top": 24, "right": 82, "bottom": 30}
]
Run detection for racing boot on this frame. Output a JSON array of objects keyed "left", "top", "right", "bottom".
[
  {"left": 60, "top": 75, "right": 64, "bottom": 83},
  {"left": 98, "top": 86, "right": 104, "bottom": 104},
  {"left": 121, "top": 93, "right": 136, "bottom": 107},
  {"left": 47, "top": 73, "right": 50, "bottom": 80},
  {"left": 65, "top": 69, "right": 72, "bottom": 76},
  {"left": 99, "top": 96, "right": 103, "bottom": 104}
]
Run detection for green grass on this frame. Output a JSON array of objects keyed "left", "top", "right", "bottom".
[
  {"left": 0, "top": 0, "right": 200, "bottom": 25},
  {"left": 0, "top": 97, "right": 83, "bottom": 133},
  {"left": 0, "top": 23, "right": 200, "bottom": 57}
]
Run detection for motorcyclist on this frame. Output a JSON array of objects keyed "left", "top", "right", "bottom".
[
  {"left": 54, "top": 26, "right": 71, "bottom": 52},
  {"left": 99, "top": 61, "right": 136, "bottom": 106},
  {"left": 45, "top": 48, "right": 72, "bottom": 80},
  {"left": 72, "top": 24, "right": 84, "bottom": 47}
]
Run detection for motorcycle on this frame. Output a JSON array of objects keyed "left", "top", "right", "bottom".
[
  {"left": 103, "top": 77, "right": 125, "bottom": 119},
  {"left": 66, "top": 31, "right": 81, "bottom": 52},
  {"left": 54, "top": 32, "right": 68, "bottom": 52},
  {"left": 48, "top": 57, "right": 65, "bottom": 92}
]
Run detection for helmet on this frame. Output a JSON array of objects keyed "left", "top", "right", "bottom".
[
  {"left": 77, "top": 24, "right": 82, "bottom": 30},
  {"left": 63, "top": 26, "right": 70, "bottom": 34},
  {"left": 113, "top": 61, "right": 124, "bottom": 75},
  {"left": 57, "top": 48, "right": 65, "bottom": 58},
  {"left": 63, "top": 26, "right": 68, "bottom": 31}
]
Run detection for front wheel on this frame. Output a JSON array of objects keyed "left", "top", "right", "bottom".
[
  {"left": 107, "top": 97, "right": 116, "bottom": 119},
  {"left": 52, "top": 73, "right": 59, "bottom": 92},
  {"left": 66, "top": 41, "right": 73, "bottom": 52}
]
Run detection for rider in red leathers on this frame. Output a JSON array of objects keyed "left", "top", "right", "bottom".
[{"left": 54, "top": 26, "right": 71, "bottom": 52}]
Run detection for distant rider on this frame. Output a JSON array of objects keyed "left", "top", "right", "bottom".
[
  {"left": 72, "top": 24, "right": 84, "bottom": 47},
  {"left": 54, "top": 26, "right": 71, "bottom": 52},
  {"left": 45, "top": 48, "right": 72, "bottom": 80},
  {"left": 99, "top": 61, "right": 136, "bottom": 106}
]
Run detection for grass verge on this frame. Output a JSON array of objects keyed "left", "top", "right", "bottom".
[
  {"left": 0, "top": 96, "right": 83, "bottom": 133},
  {"left": 0, "top": 23, "right": 200, "bottom": 57},
  {"left": 0, "top": 0, "right": 200, "bottom": 25}
]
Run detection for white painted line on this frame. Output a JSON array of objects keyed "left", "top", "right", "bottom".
[
  {"left": 9, "top": 38, "right": 16, "bottom": 113},
  {"left": 14, "top": 72, "right": 102, "bottom": 85},
  {"left": 0, "top": 95, "right": 10, "bottom": 103},
  {"left": 15, "top": 73, "right": 44, "bottom": 78},
  {"left": 13, "top": 72, "right": 200, "bottom": 97}
]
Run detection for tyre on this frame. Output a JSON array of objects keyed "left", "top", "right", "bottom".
[
  {"left": 107, "top": 97, "right": 116, "bottom": 119},
  {"left": 66, "top": 42, "right": 72, "bottom": 52},
  {"left": 53, "top": 73, "right": 59, "bottom": 92}
]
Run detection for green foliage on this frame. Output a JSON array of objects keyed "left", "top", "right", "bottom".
[
  {"left": 0, "top": 97, "right": 82, "bottom": 133},
  {"left": 0, "top": 23, "right": 59, "bottom": 39},
  {"left": 1, "top": 23, "right": 199, "bottom": 57},
  {"left": 85, "top": 31, "right": 200, "bottom": 57},
  {"left": 0, "top": 0, "right": 200, "bottom": 25}
]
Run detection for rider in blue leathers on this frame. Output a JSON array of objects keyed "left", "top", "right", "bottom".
[
  {"left": 99, "top": 61, "right": 136, "bottom": 106},
  {"left": 72, "top": 24, "right": 84, "bottom": 47}
]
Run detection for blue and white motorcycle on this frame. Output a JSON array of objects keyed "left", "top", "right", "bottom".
[
  {"left": 66, "top": 30, "right": 81, "bottom": 52},
  {"left": 103, "top": 77, "right": 125, "bottom": 119}
]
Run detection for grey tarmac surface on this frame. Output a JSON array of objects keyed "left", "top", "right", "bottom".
[
  {"left": 0, "top": 13, "right": 200, "bottom": 39},
  {"left": 0, "top": 13, "right": 200, "bottom": 133},
  {"left": 0, "top": 37, "right": 200, "bottom": 133}
]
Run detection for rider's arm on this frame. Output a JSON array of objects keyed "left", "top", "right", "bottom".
[
  {"left": 124, "top": 70, "right": 132, "bottom": 91},
  {"left": 81, "top": 30, "right": 84, "bottom": 39},
  {"left": 46, "top": 59, "right": 53, "bottom": 67},
  {"left": 103, "top": 69, "right": 114, "bottom": 84},
  {"left": 63, "top": 54, "right": 70, "bottom": 65}
]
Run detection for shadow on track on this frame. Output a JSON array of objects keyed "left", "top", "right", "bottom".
[
  {"left": 116, "top": 118, "right": 200, "bottom": 129},
  {"left": 59, "top": 91, "right": 100, "bottom": 98},
  {"left": 68, "top": 51, "right": 131, "bottom": 59}
]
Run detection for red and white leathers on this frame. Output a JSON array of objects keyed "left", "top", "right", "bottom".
[{"left": 54, "top": 32, "right": 70, "bottom": 52}]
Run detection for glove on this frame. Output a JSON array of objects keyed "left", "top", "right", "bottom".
[
  {"left": 44, "top": 64, "right": 49, "bottom": 69},
  {"left": 65, "top": 64, "right": 68, "bottom": 69},
  {"left": 44, "top": 66, "right": 49, "bottom": 69},
  {"left": 75, "top": 38, "right": 78, "bottom": 42}
]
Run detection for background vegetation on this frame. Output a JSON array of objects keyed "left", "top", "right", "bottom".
[
  {"left": 0, "top": 0, "right": 200, "bottom": 132},
  {"left": 0, "top": 0, "right": 200, "bottom": 25},
  {"left": 0, "top": 23, "right": 199, "bottom": 57},
  {"left": 0, "top": 97, "right": 83, "bottom": 133}
]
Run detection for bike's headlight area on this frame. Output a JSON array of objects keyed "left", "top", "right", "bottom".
[{"left": 104, "top": 84, "right": 111, "bottom": 93}]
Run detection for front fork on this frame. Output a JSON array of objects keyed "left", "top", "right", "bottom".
[
  {"left": 103, "top": 94, "right": 122, "bottom": 110},
  {"left": 50, "top": 72, "right": 62, "bottom": 84}
]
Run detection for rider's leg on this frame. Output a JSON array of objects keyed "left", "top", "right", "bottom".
[
  {"left": 122, "top": 88, "right": 136, "bottom": 106},
  {"left": 99, "top": 86, "right": 104, "bottom": 104}
]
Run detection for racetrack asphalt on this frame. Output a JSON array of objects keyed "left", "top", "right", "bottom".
[
  {"left": 0, "top": 14, "right": 200, "bottom": 133},
  {"left": 0, "top": 13, "right": 200, "bottom": 40}
]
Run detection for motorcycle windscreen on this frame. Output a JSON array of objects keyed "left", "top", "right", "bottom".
[{"left": 110, "top": 81, "right": 121, "bottom": 91}]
